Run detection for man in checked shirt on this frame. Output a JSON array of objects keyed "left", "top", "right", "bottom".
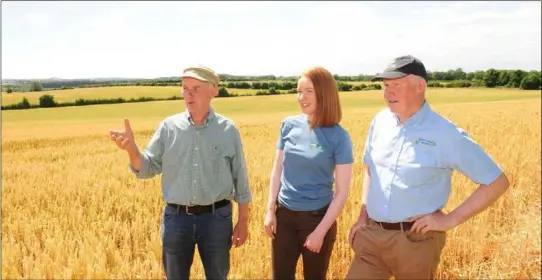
[{"left": 109, "top": 65, "right": 252, "bottom": 280}]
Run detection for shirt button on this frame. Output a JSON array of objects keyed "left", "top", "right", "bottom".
[
  {"left": 194, "top": 163, "right": 198, "bottom": 167},
  {"left": 195, "top": 147, "right": 199, "bottom": 150},
  {"left": 193, "top": 180, "right": 197, "bottom": 183}
]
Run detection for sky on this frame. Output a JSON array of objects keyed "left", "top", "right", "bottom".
[{"left": 2, "top": 1, "right": 541, "bottom": 79}]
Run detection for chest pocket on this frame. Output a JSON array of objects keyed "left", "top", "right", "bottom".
[
  {"left": 394, "top": 142, "right": 443, "bottom": 188},
  {"left": 207, "top": 141, "right": 234, "bottom": 161},
  {"left": 200, "top": 141, "right": 228, "bottom": 174}
]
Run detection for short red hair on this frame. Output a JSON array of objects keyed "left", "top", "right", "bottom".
[{"left": 302, "top": 66, "right": 342, "bottom": 128}]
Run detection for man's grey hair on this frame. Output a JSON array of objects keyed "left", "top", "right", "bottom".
[{"left": 408, "top": 74, "right": 427, "bottom": 94}]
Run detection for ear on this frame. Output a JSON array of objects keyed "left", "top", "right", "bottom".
[
  {"left": 418, "top": 78, "right": 426, "bottom": 93},
  {"left": 210, "top": 84, "right": 218, "bottom": 98}
]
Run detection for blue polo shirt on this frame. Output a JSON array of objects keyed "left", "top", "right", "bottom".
[
  {"left": 276, "top": 114, "right": 354, "bottom": 211},
  {"left": 363, "top": 101, "right": 503, "bottom": 222}
]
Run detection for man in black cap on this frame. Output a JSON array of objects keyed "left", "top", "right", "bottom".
[{"left": 345, "top": 55, "right": 510, "bottom": 279}]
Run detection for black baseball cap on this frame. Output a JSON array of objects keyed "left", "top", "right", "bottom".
[{"left": 370, "top": 55, "right": 429, "bottom": 82}]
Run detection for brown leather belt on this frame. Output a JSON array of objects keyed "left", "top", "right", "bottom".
[
  {"left": 167, "top": 199, "right": 230, "bottom": 215},
  {"left": 372, "top": 219, "right": 414, "bottom": 231}
]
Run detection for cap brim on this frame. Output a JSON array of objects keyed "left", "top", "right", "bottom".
[
  {"left": 370, "top": 71, "right": 408, "bottom": 82},
  {"left": 181, "top": 72, "right": 210, "bottom": 83}
]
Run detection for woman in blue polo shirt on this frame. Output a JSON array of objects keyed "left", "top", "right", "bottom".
[{"left": 264, "top": 66, "right": 354, "bottom": 280}]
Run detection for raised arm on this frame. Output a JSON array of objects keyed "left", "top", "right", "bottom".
[
  {"left": 110, "top": 119, "right": 143, "bottom": 170},
  {"left": 109, "top": 119, "right": 165, "bottom": 179}
]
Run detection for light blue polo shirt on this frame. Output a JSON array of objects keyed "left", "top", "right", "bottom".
[
  {"left": 277, "top": 115, "right": 354, "bottom": 211},
  {"left": 363, "top": 101, "right": 503, "bottom": 222}
]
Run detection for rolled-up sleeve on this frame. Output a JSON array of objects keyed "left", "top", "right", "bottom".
[
  {"left": 230, "top": 127, "right": 252, "bottom": 204},
  {"left": 446, "top": 128, "right": 503, "bottom": 185},
  {"left": 129, "top": 122, "right": 165, "bottom": 179}
]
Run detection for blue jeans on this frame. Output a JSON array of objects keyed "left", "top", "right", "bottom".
[{"left": 161, "top": 202, "right": 233, "bottom": 280}]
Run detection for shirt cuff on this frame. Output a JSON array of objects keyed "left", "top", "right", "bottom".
[
  {"left": 234, "top": 192, "right": 252, "bottom": 204},
  {"left": 128, "top": 155, "right": 150, "bottom": 179}
]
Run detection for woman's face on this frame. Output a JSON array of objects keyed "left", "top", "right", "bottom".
[{"left": 297, "top": 76, "right": 317, "bottom": 117}]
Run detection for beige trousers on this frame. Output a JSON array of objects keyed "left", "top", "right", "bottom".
[{"left": 346, "top": 219, "right": 447, "bottom": 280}]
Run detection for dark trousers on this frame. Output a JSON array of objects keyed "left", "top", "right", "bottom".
[
  {"left": 271, "top": 204, "right": 337, "bottom": 280},
  {"left": 161, "top": 202, "right": 233, "bottom": 280}
]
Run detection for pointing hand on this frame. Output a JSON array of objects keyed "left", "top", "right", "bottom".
[{"left": 109, "top": 119, "right": 136, "bottom": 151}]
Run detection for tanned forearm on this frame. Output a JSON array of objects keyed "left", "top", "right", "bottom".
[
  {"left": 127, "top": 145, "right": 143, "bottom": 171},
  {"left": 448, "top": 173, "right": 510, "bottom": 227},
  {"left": 237, "top": 203, "right": 249, "bottom": 224}
]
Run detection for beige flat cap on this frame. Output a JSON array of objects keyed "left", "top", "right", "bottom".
[{"left": 181, "top": 65, "right": 220, "bottom": 87}]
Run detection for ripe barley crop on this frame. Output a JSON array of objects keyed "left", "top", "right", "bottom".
[{"left": 2, "top": 90, "right": 540, "bottom": 279}]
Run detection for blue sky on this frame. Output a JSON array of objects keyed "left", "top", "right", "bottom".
[{"left": 2, "top": 1, "right": 541, "bottom": 79}]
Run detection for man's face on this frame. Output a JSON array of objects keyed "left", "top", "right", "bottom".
[
  {"left": 383, "top": 75, "right": 423, "bottom": 115},
  {"left": 182, "top": 77, "right": 216, "bottom": 113}
]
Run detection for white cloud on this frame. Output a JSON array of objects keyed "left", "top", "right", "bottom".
[{"left": 414, "top": 3, "right": 541, "bottom": 71}]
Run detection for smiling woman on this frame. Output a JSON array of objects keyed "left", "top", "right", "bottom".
[
  {"left": 264, "top": 66, "right": 354, "bottom": 280},
  {"left": 297, "top": 67, "right": 343, "bottom": 129}
]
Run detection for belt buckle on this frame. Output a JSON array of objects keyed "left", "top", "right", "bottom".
[{"left": 185, "top": 205, "right": 194, "bottom": 215}]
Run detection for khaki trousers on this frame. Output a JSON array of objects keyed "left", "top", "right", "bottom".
[{"left": 346, "top": 219, "right": 447, "bottom": 280}]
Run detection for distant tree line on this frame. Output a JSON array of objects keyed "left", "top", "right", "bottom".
[
  {"left": 1, "top": 94, "right": 182, "bottom": 110},
  {"left": 2, "top": 68, "right": 540, "bottom": 93},
  {"left": 3, "top": 85, "right": 324, "bottom": 110},
  {"left": 3, "top": 69, "right": 541, "bottom": 112}
]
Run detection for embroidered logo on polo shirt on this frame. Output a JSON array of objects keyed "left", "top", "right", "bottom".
[
  {"left": 310, "top": 143, "right": 326, "bottom": 150},
  {"left": 416, "top": 138, "right": 436, "bottom": 147}
]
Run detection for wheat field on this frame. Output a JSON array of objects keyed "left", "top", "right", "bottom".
[{"left": 1, "top": 88, "right": 541, "bottom": 279}]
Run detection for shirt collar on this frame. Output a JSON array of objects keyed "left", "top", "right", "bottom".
[
  {"left": 185, "top": 106, "right": 216, "bottom": 127},
  {"left": 393, "top": 100, "right": 431, "bottom": 127}
]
